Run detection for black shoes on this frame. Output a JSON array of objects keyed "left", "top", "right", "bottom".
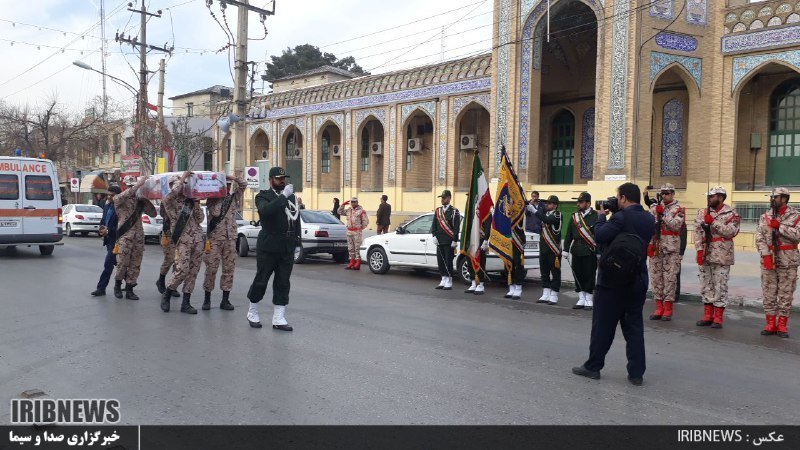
[
  {"left": 125, "top": 284, "right": 139, "bottom": 301},
  {"left": 90, "top": 289, "right": 105, "bottom": 297},
  {"left": 113, "top": 281, "right": 123, "bottom": 299},
  {"left": 202, "top": 291, "right": 211, "bottom": 311},
  {"left": 572, "top": 366, "right": 601, "bottom": 380},
  {"left": 272, "top": 324, "right": 293, "bottom": 332},
  {"left": 220, "top": 292, "right": 234, "bottom": 311},
  {"left": 180, "top": 293, "right": 197, "bottom": 314},
  {"left": 628, "top": 377, "right": 643, "bottom": 386},
  {"left": 248, "top": 320, "right": 262, "bottom": 328},
  {"left": 155, "top": 274, "right": 166, "bottom": 294},
  {"left": 161, "top": 289, "right": 173, "bottom": 312}
]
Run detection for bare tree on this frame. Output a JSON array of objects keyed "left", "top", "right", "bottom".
[{"left": 169, "top": 116, "right": 214, "bottom": 172}]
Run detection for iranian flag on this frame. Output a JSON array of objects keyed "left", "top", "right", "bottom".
[{"left": 460, "top": 152, "right": 494, "bottom": 278}]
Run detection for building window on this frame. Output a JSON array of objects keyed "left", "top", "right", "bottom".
[
  {"left": 767, "top": 79, "right": 800, "bottom": 186},
  {"left": 321, "top": 130, "right": 331, "bottom": 173},
  {"left": 361, "top": 128, "right": 370, "bottom": 172},
  {"left": 661, "top": 99, "right": 684, "bottom": 177},
  {"left": 186, "top": 103, "right": 194, "bottom": 117},
  {"left": 406, "top": 125, "right": 413, "bottom": 172},
  {"left": 125, "top": 137, "right": 134, "bottom": 154},
  {"left": 113, "top": 134, "right": 121, "bottom": 153}
]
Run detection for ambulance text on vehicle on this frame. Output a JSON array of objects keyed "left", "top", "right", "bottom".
[{"left": 0, "top": 156, "right": 64, "bottom": 255}]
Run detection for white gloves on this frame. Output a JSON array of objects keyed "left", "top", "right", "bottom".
[
  {"left": 432, "top": 236, "right": 439, "bottom": 246},
  {"left": 527, "top": 204, "right": 535, "bottom": 214},
  {"left": 481, "top": 241, "right": 490, "bottom": 251},
  {"left": 451, "top": 241, "right": 458, "bottom": 249},
  {"left": 562, "top": 251, "right": 570, "bottom": 258},
  {"left": 281, "top": 184, "right": 294, "bottom": 198}
]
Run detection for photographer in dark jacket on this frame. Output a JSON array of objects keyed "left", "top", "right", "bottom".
[
  {"left": 90, "top": 186, "right": 121, "bottom": 296},
  {"left": 572, "top": 183, "right": 655, "bottom": 386}
]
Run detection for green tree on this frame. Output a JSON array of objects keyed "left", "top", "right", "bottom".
[{"left": 263, "top": 44, "right": 369, "bottom": 82}]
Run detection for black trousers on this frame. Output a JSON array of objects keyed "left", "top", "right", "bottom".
[
  {"left": 675, "top": 264, "right": 682, "bottom": 302},
  {"left": 96, "top": 243, "right": 117, "bottom": 291},
  {"left": 571, "top": 254, "right": 597, "bottom": 294},
  {"left": 511, "top": 248, "right": 526, "bottom": 285},
  {"left": 436, "top": 244, "right": 454, "bottom": 277},
  {"left": 539, "top": 249, "right": 561, "bottom": 292},
  {"left": 247, "top": 250, "right": 294, "bottom": 306},
  {"left": 584, "top": 282, "right": 647, "bottom": 378},
  {"left": 468, "top": 252, "right": 487, "bottom": 281}
]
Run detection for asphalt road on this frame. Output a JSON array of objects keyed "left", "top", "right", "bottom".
[{"left": 0, "top": 236, "right": 799, "bottom": 425}]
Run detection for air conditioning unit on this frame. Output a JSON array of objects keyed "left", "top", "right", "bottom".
[
  {"left": 460, "top": 134, "right": 476, "bottom": 150},
  {"left": 370, "top": 142, "right": 383, "bottom": 155},
  {"left": 407, "top": 138, "right": 422, "bottom": 153},
  {"left": 332, "top": 144, "right": 342, "bottom": 157}
]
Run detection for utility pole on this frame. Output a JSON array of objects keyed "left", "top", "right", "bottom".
[
  {"left": 100, "top": 0, "right": 107, "bottom": 121},
  {"left": 157, "top": 59, "right": 165, "bottom": 126},
  {"left": 116, "top": 1, "right": 172, "bottom": 174},
  {"left": 216, "top": 0, "right": 275, "bottom": 177}
]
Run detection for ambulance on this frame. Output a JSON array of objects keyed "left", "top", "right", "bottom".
[{"left": 0, "top": 156, "right": 64, "bottom": 255}]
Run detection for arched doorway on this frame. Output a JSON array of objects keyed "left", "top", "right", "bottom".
[
  {"left": 734, "top": 63, "right": 800, "bottom": 190},
  {"left": 403, "top": 110, "right": 434, "bottom": 191},
  {"left": 250, "top": 128, "right": 269, "bottom": 166},
  {"left": 767, "top": 79, "right": 800, "bottom": 186},
  {"left": 550, "top": 110, "right": 575, "bottom": 184},
  {"left": 283, "top": 125, "right": 303, "bottom": 192},
  {"left": 525, "top": 0, "right": 599, "bottom": 184},
  {"left": 358, "top": 118, "right": 384, "bottom": 191},
  {"left": 455, "top": 103, "right": 490, "bottom": 190},
  {"left": 649, "top": 65, "right": 693, "bottom": 188},
  {"left": 318, "top": 122, "right": 341, "bottom": 191}
]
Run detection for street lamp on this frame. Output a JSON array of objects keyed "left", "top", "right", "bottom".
[{"left": 72, "top": 61, "right": 138, "bottom": 97}]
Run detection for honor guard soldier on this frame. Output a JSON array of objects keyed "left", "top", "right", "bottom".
[
  {"left": 694, "top": 186, "right": 741, "bottom": 329},
  {"left": 113, "top": 176, "right": 156, "bottom": 300},
  {"left": 155, "top": 179, "right": 179, "bottom": 299},
  {"left": 647, "top": 183, "right": 685, "bottom": 321},
  {"left": 202, "top": 175, "right": 248, "bottom": 311},
  {"left": 563, "top": 192, "right": 597, "bottom": 310},
  {"left": 161, "top": 171, "right": 206, "bottom": 314},
  {"left": 430, "top": 190, "right": 461, "bottom": 290},
  {"left": 535, "top": 195, "right": 563, "bottom": 305},
  {"left": 245, "top": 167, "right": 301, "bottom": 331},
  {"left": 756, "top": 187, "right": 800, "bottom": 338},
  {"left": 338, "top": 197, "right": 369, "bottom": 270}
]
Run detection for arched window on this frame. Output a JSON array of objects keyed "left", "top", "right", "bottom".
[
  {"left": 361, "top": 128, "right": 370, "bottom": 172},
  {"left": 768, "top": 79, "right": 800, "bottom": 186},
  {"left": 661, "top": 99, "right": 684, "bottom": 177},
  {"left": 321, "top": 130, "right": 331, "bottom": 174},
  {"left": 406, "top": 124, "right": 413, "bottom": 172},
  {"left": 286, "top": 134, "right": 295, "bottom": 159}
]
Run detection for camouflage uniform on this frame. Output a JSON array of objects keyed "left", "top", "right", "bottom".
[
  {"left": 649, "top": 199, "right": 685, "bottom": 304},
  {"left": 203, "top": 178, "right": 248, "bottom": 292},
  {"left": 164, "top": 179, "right": 205, "bottom": 295},
  {"left": 756, "top": 188, "right": 800, "bottom": 336},
  {"left": 159, "top": 203, "right": 176, "bottom": 276},
  {"left": 695, "top": 204, "right": 740, "bottom": 308},
  {"left": 338, "top": 201, "right": 369, "bottom": 265},
  {"left": 113, "top": 184, "right": 156, "bottom": 286}
]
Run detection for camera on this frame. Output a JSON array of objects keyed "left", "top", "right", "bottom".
[{"left": 595, "top": 196, "right": 619, "bottom": 213}]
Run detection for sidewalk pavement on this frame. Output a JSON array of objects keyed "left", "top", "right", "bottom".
[{"left": 556, "top": 251, "right": 800, "bottom": 310}]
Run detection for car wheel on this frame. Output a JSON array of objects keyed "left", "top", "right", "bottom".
[
  {"left": 81, "top": 231, "right": 89, "bottom": 237},
  {"left": 65, "top": 223, "right": 74, "bottom": 237},
  {"left": 294, "top": 245, "right": 306, "bottom": 264},
  {"left": 237, "top": 235, "right": 249, "bottom": 257},
  {"left": 39, "top": 245, "right": 54, "bottom": 256},
  {"left": 367, "top": 247, "right": 390, "bottom": 274},
  {"left": 333, "top": 252, "right": 348, "bottom": 263},
  {"left": 458, "top": 256, "right": 473, "bottom": 285}
]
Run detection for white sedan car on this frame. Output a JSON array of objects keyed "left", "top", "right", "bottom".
[
  {"left": 360, "top": 212, "right": 540, "bottom": 284},
  {"left": 62, "top": 204, "right": 104, "bottom": 236}
]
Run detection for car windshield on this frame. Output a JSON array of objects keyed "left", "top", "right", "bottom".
[
  {"left": 300, "top": 210, "right": 341, "bottom": 224},
  {"left": 76, "top": 205, "right": 102, "bottom": 213}
]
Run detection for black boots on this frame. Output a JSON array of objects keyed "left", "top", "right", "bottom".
[
  {"left": 181, "top": 292, "right": 197, "bottom": 314},
  {"left": 125, "top": 283, "right": 139, "bottom": 300},
  {"left": 220, "top": 291, "right": 234, "bottom": 311},
  {"left": 156, "top": 273, "right": 166, "bottom": 294},
  {"left": 90, "top": 289, "right": 105, "bottom": 296},
  {"left": 161, "top": 289, "right": 173, "bottom": 312},
  {"left": 113, "top": 280, "right": 123, "bottom": 299},
  {"left": 202, "top": 291, "right": 211, "bottom": 311}
]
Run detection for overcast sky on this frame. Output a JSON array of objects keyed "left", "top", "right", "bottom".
[{"left": 0, "top": 0, "right": 494, "bottom": 115}]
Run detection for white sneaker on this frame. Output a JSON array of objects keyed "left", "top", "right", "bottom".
[
  {"left": 584, "top": 293, "right": 594, "bottom": 310},
  {"left": 247, "top": 302, "right": 260, "bottom": 325},
  {"left": 466, "top": 280, "right": 476, "bottom": 293},
  {"left": 435, "top": 276, "right": 446, "bottom": 289},
  {"left": 443, "top": 277, "right": 453, "bottom": 290},
  {"left": 573, "top": 292, "right": 586, "bottom": 309},
  {"left": 538, "top": 288, "right": 552, "bottom": 303},
  {"left": 272, "top": 305, "right": 288, "bottom": 326},
  {"left": 474, "top": 282, "right": 485, "bottom": 295},
  {"left": 505, "top": 286, "right": 514, "bottom": 298},
  {"left": 548, "top": 291, "right": 559, "bottom": 305},
  {"left": 512, "top": 284, "right": 522, "bottom": 300}
]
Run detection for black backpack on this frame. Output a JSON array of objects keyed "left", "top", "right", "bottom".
[{"left": 598, "top": 212, "right": 646, "bottom": 288}]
